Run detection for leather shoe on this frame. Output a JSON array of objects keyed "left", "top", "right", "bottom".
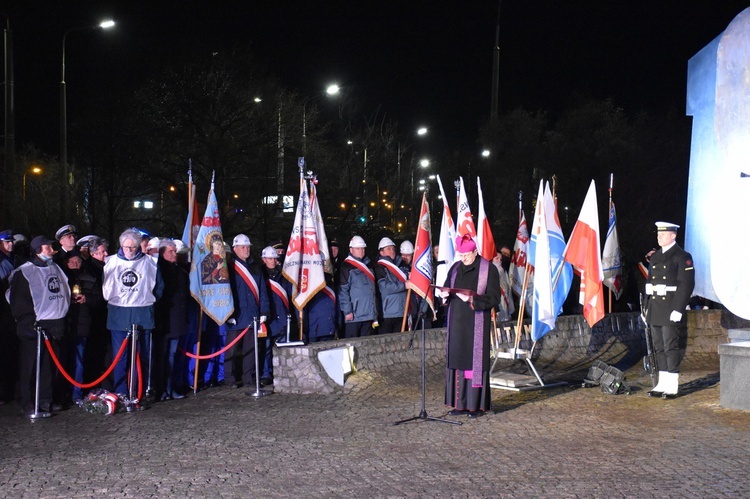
[
  {"left": 260, "top": 377, "right": 273, "bottom": 387},
  {"left": 467, "top": 411, "right": 485, "bottom": 419},
  {"left": 448, "top": 409, "right": 467, "bottom": 416},
  {"left": 171, "top": 391, "right": 185, "bottom": 400},
  {"left": 231, "top": 382, "right": 243, "bottom": 389},
  {"left": 160, "top": 393, "right": 172, "bottom": 401}
]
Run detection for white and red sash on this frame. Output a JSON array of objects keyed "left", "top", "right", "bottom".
[
  {"left": 268, "top": 278, "right": 290, "bottom": 311},
  {"left": 234, "top": 260, "right": 259, "bottom": 304},
  {"left": 377, "top": 259, "right": 407, "bottom": 283},
  {"left": 344, "top": 256, "right": 375, "bottom": 283},
  {"left": 322, "top": 285, "right": 335, "bottom": 302}
]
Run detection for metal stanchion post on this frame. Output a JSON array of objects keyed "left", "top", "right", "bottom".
[
  {"left": 29, "top": 325, "right": 51, "bottom": 420},
  {"left": 146, "top": 329, "right": 154, "bottom": 398},
  {"left": 126, "top": 324, "right": 140, "bottom": 412},
  {"left": 246, "top": 317, "right": 272, "bottom": 398}
]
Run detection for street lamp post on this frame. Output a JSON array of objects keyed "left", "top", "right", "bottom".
[
  {"left": 22, "top": 166, "right": 43, "bottom": 202},
  {"left": 302, "top": 83, "right": 339, "bottom": 158},
  {"left": 60, "top": 19, "right": 114, "bottom": 219},
  {"left": 3, "top": 15, "right": 15, "bottom": 226}
]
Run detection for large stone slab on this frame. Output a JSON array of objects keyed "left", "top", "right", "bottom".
[{"left": 719, "top": 341, "right": 750, "bottom": 410}]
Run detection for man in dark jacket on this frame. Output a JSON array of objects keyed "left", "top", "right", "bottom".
[
  {"left": 60, "top": 249, "right": 102, "bottom": 403},
  {"left": 8, "top": 235, "right": 70, "bottom": 417},
  {"left": 155, "top": 240, "right": 190, "bottom": 400},
  {"left": 259, "top": 246, "right": 295, "bottom": 385},
  {"left": 375, "top": 237, "right": 407, "bottom": 334},
  {"left": 226, "top": 234, "right": 269, "bottom": 389},
  {"left": 645, "top": 222, "right": 695, "bottom": 398}
]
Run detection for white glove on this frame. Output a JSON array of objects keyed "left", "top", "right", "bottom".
[
  {"left": 669, "top": 311, "right": 682, "bottom": 322},
  {"left": 435, "top": 289, "right": 449, "bottom": 299},
  {"left": 645, "top": 283, "right": 653, "bottom": 295},
  {"left": 455, "top": 293, "right": 471, "bottom": 303},
  {"left": 260, "top": 315, "right": 267, "bottom": 323}
]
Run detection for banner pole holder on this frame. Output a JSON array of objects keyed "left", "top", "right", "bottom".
[{"left": 277, "top": 313, "right": 303, "bottom": 347}]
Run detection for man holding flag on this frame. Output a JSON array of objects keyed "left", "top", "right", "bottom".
[{"left": 375, "top": 237, "right": 408, "bottom": 334}]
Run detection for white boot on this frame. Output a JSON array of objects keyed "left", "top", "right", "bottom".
[
  {"left": 648, "top": 371, "right": 668, "bottom": 396},
  {"left": 662, "top": 372, "right": 679, "bottom": 397}
]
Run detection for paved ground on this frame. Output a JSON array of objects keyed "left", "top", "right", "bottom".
[{"left": 0, "top": 364, "right": 748, "bottom": 498}]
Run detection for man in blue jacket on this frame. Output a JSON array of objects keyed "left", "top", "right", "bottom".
[
  {"left": 338, "top": 236, "right": 378, "bottom": 338},
  {"left": 102, "top": 228, "right": 164, "bottom": 398},
  {"left": 226, "top": 234, "right": 269, "bottom": 389},
  {"left": 375, "top": 237, "right": 408, "bottom": 334}
]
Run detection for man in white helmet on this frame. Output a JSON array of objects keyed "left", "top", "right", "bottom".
[
  {"left": 225, "top": 234, "right": 270, "bottom": 389},
  {"left": 338, "top": 236, "right": 378, "bottom": 338},
  {"left": 375, "top": 237, "right": 408, "bottom": 334},
  {"left": 258, "top": 246, "right": 295, "bottom": 385}
]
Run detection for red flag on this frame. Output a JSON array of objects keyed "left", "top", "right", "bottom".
[
  {"left": 476, "top": 177, "right": 496, "bottom": 261},
  {"left": 407, "top": 193, "right": 435, "bottom": 314},
  {"left": 563, "top": 180, "right": 605, "bottom": 327},
  {"left": 456, "top": 177, "right": 477, "bottom": 240}
]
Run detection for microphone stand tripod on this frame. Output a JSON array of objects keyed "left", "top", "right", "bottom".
[{"left": 394, "top": 316, "right": 461, "bottom": 426}]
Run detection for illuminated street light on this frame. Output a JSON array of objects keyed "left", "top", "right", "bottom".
[
  {"left": 22, "top": 165, "right": 43, "bottom": 202},
  {"left": 60, "top": 18, "right": 115, "bottom": 218},
  {"left": 419, "top": 159, "right": 430, "bottom": 168},
  {"left": 303, "top": 82, "right": 340, "bottom": 156},
  {"left": 482, "top": 149, "right": 491, "bottom": 157},
  {"left": 417, "top": 127, "right": 428, "bottom": 136}
]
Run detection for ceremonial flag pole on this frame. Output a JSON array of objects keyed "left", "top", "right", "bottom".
[
  {"left": 401, "top": 192, "right": 435, "bottom": 331},
  {"left": 562, "top": 180, "right": 605, "bottom": 328},
  {"left": 282, "top": 159, "right": 328, "bottom": 343},
  {"left": 602, "top": 173, "right": 623, "bottom": 312},
  {"left": 455, "top": 177, "right": 477, "bottom": 242},
  {"left": 476, "top": 177, "right": 496, "bottom": 261},
  {"left": 435, "top": 175, "right": 456, "bottom": 288},
  {"left": 188, "top": 171, "right": 235, "bottom": 392}
]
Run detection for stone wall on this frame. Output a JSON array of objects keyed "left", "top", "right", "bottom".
[{"left": 273, "top": 309, "right": 749, "bottom": 394}]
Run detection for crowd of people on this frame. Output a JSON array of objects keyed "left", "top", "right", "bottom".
[{"left": 0, "top": 223, "right": 517, "bottom": 418}]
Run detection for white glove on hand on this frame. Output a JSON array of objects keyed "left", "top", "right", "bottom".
[
  {"left": 669, "top": 311, "right": 682, "bottom": 322},
  {"left": 260, "top": 315, "right": 267, "bottom": 323},
  {"left": 645, "top": 283, "right": 653, "bottom": 295},
  {"left": 435, "top": 289, "right": 449, "bottom": 300},
  {"left": 456, "top": 293, "right": 471, "bottom": 303}
]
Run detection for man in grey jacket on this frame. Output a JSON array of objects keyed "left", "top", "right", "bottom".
[
  {"left": 338, "top": 236, "right": 378, "bottom": 338},
  {"left": 375, "top": 237, "right": 407, "bottom": 334}
]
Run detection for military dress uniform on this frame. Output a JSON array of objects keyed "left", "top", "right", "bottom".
[{"left": 645, "top": 222, "right": 695, "bottom": 396}]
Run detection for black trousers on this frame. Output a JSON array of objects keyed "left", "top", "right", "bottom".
[
  {"left": 18, "top": 336, "right": 56, "bottom": 410},
  {"left": 343, "top": 321, "right": 372, "bottom": 338},
  {"left": 651, "top": 324, "right": 685, "bottom": 373},
  {"left": 224, "top": 328, "right": 256, "bottom": 385}
]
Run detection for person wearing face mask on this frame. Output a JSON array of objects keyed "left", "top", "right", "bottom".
[
  {"left": 60, "top": 249, "right": 102, "bottom": 404},
  {"left": 7, "top": 235, "right": 70, "bottom": 417},
  {"left": 102, "top": 228, "right": 164, "bottom": 398},
  {"left": 436, "top": 234, "right": 501, "bottom": 419}
]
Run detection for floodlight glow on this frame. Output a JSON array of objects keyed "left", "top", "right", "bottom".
[{"left": 99, "top": 20, "right": 115, "bottom": 29}]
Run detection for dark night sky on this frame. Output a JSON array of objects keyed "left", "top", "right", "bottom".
[{"left": 5, "top": 1, "right": 750, "bottom": 155}]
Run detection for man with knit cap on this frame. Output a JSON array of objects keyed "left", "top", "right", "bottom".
[
  {"left": 645, "top": 222, "right": 695, "bottom": 398},
  {"left": 436, "top": 234, "right": 500, "bottom": 418}
]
